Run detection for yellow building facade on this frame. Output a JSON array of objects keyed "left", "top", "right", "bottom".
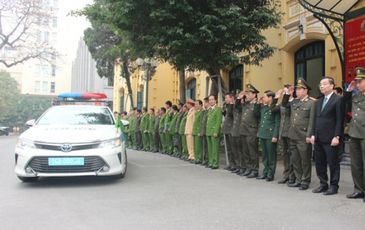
[{"left": 113, "top": 0, "right": 365, "bottom": 112}]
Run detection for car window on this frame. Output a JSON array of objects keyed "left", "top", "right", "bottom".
[{"left": 37, "top": 106, "right": 114, "bottom": 125}]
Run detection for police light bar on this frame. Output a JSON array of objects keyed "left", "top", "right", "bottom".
[
  {"left": 54, "top": 92, "right": 110, "bottom": 106},
  {"left": 58, "top": 92, "right": 107, "bottom": 100}
]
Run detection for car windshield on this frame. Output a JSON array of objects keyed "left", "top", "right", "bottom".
[{"left": 36, "top": 106, "right": 114, "bottom": 125}]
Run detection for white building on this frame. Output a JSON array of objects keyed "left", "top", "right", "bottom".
[{"left": 1, "top": 0, "right": 70, "bottom": 96}]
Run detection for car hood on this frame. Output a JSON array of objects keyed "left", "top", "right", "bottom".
[{"left": 20, "top": 125, "right": 119, "bottom": 143}]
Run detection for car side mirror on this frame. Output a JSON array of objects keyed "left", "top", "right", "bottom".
[{"left": 25, "top": 119, "right": 36, "bottom": 127}]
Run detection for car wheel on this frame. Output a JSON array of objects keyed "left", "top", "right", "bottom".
[
  {"left": 115, "top": 150, "right": 127, "bottom": 179},
  {"left": 17, "top": 176, "right": 39, "bottom": 183}
]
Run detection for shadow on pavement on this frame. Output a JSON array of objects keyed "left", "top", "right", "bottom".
[{"left": 17, "top": 176, "right": 124, "bottom": 188}]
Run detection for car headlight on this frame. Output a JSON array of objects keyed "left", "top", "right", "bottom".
[
  {"left": 99, "top": 138, "right": 121, "bottom": 148},
  {"left": 16, "top": 138, "right": 36, "bottom": 149}
]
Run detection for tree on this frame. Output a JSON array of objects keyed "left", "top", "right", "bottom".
[
  {"left": 74, "top": 0, "right": 138, "bottom": 109},
  {"left": 0, "top": 70, "right": 20, "bottom": 124},
  {"left": 106, "top": 0, "right": 281, "bottom": 96},
  {"left": 0, "top": 0, "right": 56, "bottom": 68}
]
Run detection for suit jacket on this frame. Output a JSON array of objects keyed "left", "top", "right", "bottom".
[
  {"left": 231, "top": 99, "right": 242, "bottom": 137},
  {"left": 312, "top": 93, "right": 344, "bottom": 143},
  {"left": 169, "top": 112, "right": 179, "bottom": 134},
  {"left": 239, "top": 101, "right": 259, "bottom": 136},
  {"left": 206, "top": 106, "right": 223, "bottom": 136},
  {"left": 199, "top": 109, "right": 209, "bottom": 136},
  {"left": 282, "top": 94, "right": 315, "bottom": 141},
  {"left": 221, "top": 104, "right": 234, "bottom": 134},
  {"left": 192, "top": 109, "right": 203, "bottom": 136},
  {"left": 344, "top": 91, "right": 365, "bottom": 139},
  {"left": 185, "top": 108, "right": 195, "bottom": 135},
  {"left": 256, "top": 103, "right": 280, "bottom": 139},
  {"left": 178, "top": 112, "right": 188, "bottom": 135}
]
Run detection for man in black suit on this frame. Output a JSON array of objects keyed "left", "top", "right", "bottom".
[{"left": 311, "top": 77, "right": 344, "bottom": 195}]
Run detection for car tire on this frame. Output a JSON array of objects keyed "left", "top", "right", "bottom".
[
  {"left": 17, "top": 176, "right": 39, "bottom": 183},
  {"left": 115, "top": 150, "right": 127, "bottom": 179}
]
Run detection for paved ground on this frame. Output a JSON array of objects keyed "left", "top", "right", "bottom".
[{"left": 0, "top": 135, "right": 364, "bottom": 230}]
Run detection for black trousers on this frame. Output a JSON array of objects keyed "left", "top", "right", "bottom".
[
  {"left": 231, "top": 136, "right": 243, "bottom": 169},
  {"left": 349, "top": 137, "right": 365, "bottom": 193},
  {"left": 314, "top": 140, "right": 341, "bottom": 189},
  {"left": 224, "top": 134, "right": 236, "bottom": 167}
]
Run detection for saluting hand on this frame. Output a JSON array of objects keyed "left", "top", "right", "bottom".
[
  {"left": 258, "top": 96, "right": 264, "bottom": 104},
  {"left": 275, "top": 89, "right": 283, "bottom": 99},
  {"left": 347, "top": 81, "right": 356, "bottom": 92}
]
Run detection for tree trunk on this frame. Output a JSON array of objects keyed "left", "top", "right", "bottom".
[
  {"left": 207, "top": 67, "right": 221, "bottom": 97},
  {"left": 207, "top": 67, "right": 226, "bottom": 103},
  {"left": 121, "top": 55, "right": 134, "bottom": 109},
  {"left": 178, "top": 69, "right": 186, "bottom": 103}
]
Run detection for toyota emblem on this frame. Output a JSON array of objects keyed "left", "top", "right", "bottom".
[{"left": 60, "top": 144, "right": 73, "bottom": 152}]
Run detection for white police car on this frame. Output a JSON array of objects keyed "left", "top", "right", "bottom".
[{"left": 14, "top": 93, "right": 127, "bottom": 182}]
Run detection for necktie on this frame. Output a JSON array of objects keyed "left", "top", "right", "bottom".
[{"left": 321, "top": 97, "right": 328, "bottom": 111}]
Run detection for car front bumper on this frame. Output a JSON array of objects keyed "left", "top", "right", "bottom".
[{"left": 15, "top": 144, "right": 126, "bottom": 178}]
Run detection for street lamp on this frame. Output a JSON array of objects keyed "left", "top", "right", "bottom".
[{"left": 135, "top": 58, "right": 157, "bottom": 109}]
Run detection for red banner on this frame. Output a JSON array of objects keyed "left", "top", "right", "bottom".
[{"left": 345, "top": 14, "right": 365, "bottom": 83}]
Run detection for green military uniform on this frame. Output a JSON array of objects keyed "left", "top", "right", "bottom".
[
  {"left": 164, "top": 109, "right": 173, "bottom": 154},
  {"left": 240, "top": 84, "right": 260, "bottom": 177},
  {"left": 282, "top": 78, "right": 315, "bottom": 189},
  {"left": 169, "top": 111, "right": 179, "bottom": 155},
  {"left": 199, "top": 109, "right": 209, "bottom": 165},
  {"left": 206, "top": 105, "right": 223, "bottom": 168},
  {"left": 148, "top": 114, "right": 156, "bottom": 152},
  {"left": 159, "top": 113, "right": 167, "bottom": 153},
  {"left": 344, "top": 68, "right": 365, "bottom": 199},
  {"left": 175, "top": 111, "right": 185, "bottom": 156},
  {"left": 256, "top": 102, "right": 280, "bottom": 180},
  {"left": 123, "top": 115, "right": 130, "bottom": 148},
  {"left": 178, "top": 112, "right": 188, "bottom": 158},
  {"left": 140, "top": 113, "right": 150, "bottom": 151},
  {"left": 222, "top": 103, "right": 235, "bottom": 169},
  {"left": 135, "top": 115, "right": 142, "bottom": 150},
  {"left": 192, "top": 109, "right": 204, "bottom": 163},
  {"left": 129, "top": 115, "right": 137, "bottom": 149},
  {"left": 114, "top": 115, "right": 124, "bottom": 140}
]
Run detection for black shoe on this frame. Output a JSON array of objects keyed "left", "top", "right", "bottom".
[
  {"left": 288, "top": 182, "right": 301, "bottom": 188},
  {"left": 323, "top": 188, "right": 338, "bottom": 196},
  {"left": 299, "top": 184, "right": 309, "bottom": 190},
  {"left": 266, "top": 176, "right": 274, "bottom": 182},
  {"left": 236, "top": 169, "right": 245, "bottom": 175},
  {"left": 312, "top": 186, "right": 328, "bottom": 193},
  {"left": 246, "top": 171, "right": 258, "bottom": 178},
  {"left": 277, "top": 178, "right": 289, "bottom": 184},
  {"left": 256, "top": 175, "right": 267, "bottom": 180},
  {"left": 287, "top": 179, "right": 295, "bottom": 185},
  {"left": 211, "top": 166, "right": 219, "bottom": 170},
  {"left": 231, "top": 168, "right": 240, "bottom": 174},
  {"left": 346, "top": 192, "right": 365, "bottom": 199},
  {"left": 194, "top": 160, "right": 201, "bottom": 164},
  {"left": 229, "top": 167, "right": 237, "bottom": 172},
  {"left": 242, "top": 170, "right": 251, "bottom": 177},
  {"left": 224, "top": 166, "right": 232, "bottom": 171}
]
